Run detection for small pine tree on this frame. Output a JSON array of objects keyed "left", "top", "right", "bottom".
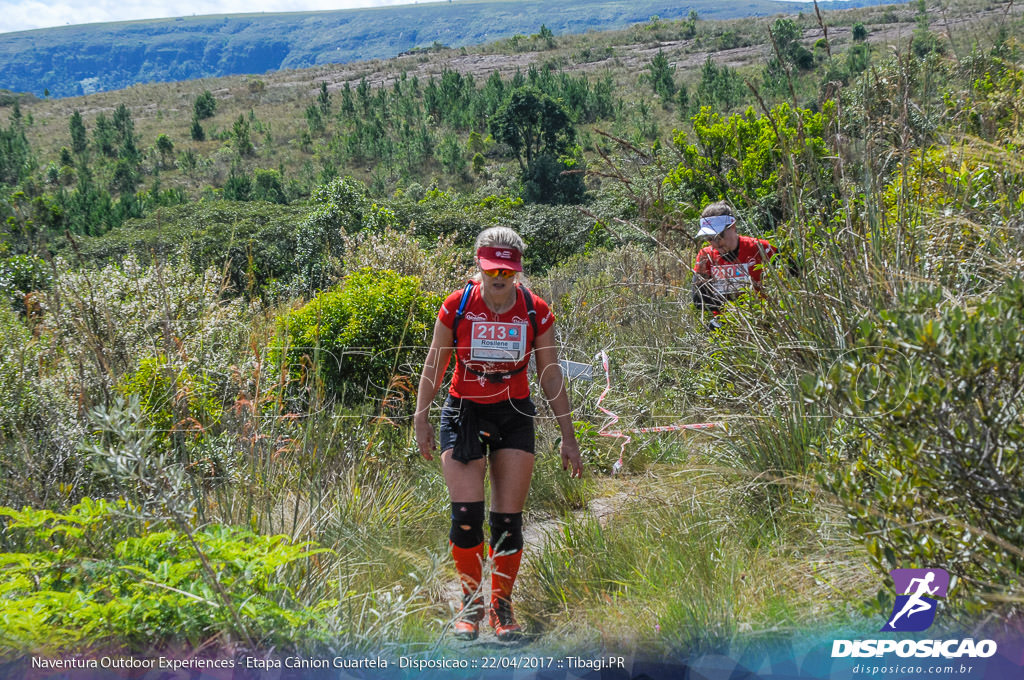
[
  {"left": 69, "top": 110, "right": 87, "bottom": 154},
  {"left": 190, "top": 116, "right": 205, "bottom": 142},
  {"left": 537, "top": 24, "right": 555, "bottom": 48},
  {"left": 155, "top": 134, "right": 174, "bottom": 167},
  {"left": 232, "top": 115, "right": 254, "bottom": 156},
  {"left": 194, "top": 90, "right": 217, "bottom": 120},
  {"left": 317, "top": 81, "right": 331, "bottom": 116},
  {"left": 647, "top": 50, "right": 677, "bottom": 102}
]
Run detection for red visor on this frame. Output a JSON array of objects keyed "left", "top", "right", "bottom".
[{"left": 477, "top": 246, "right": 523, "bottom": 271}]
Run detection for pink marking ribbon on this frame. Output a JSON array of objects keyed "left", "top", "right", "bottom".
[{"left": 595, "top": 350, "right": 721, "bottom": 473}]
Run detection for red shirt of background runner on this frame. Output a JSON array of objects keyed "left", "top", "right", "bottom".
[{"left": 693, "top": 235, "right": 776, "bottom": 295}]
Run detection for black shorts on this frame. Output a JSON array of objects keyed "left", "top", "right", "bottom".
[{"left": 439, "top": 395, "right": 537, "bottom": 461}]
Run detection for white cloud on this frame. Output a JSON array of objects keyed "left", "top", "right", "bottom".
[{"left": 0, "top": 0, "right": 433, "bottom": 34}]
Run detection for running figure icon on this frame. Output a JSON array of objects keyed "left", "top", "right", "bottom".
[
  {"left": 882, "top": 568, "right": 949, "bottom": 632},
  {"left": 887, "top": 572, "right": 938, "bottom": 628}
]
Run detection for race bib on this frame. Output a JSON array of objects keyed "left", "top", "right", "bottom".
[
  {"left": 469, "top": 321, "right": 527, "bottom": 362},
  {"left": 711, "top": 262, "right": 752, "bottom": 295}
]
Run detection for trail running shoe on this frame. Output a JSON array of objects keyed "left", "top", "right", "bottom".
[
  {"left": 489, "top": 599, "right": 522, "bottom": 641},
  {"left": 453, "top": 597, "right": 485, "bottom": 641}
]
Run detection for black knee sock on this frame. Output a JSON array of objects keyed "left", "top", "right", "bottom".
[
  {"left": 488, "top": 511, "right": 523, "bottom": 553},
  {"left": 450, "top": 501, "right": 485, "bottom": 548}
]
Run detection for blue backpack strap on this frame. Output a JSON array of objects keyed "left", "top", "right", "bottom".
[
  {"left": 450, "top": 281, "right": 475, "bottom": 347},
  {"left": 518, "top": 284, "right": 539, "bottom": 338}
]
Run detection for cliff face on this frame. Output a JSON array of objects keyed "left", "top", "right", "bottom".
[{"left": 0, "top": 0, "right": 871, "bottom": 98}]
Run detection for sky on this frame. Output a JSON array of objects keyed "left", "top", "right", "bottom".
[{"left": 0, "top": 0, "right": 442, "bottom": 34}]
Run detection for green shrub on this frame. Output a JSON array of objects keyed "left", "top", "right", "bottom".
[
  {"left": 59, "top": 201, "right": 308, "bottom": 299},
  {"left": 117, "top": 354, "right": 223, "bottom": 442},
  {"left": 0, "top": 255, "right": 51, "bottom": 312},
  {"left": 0, "top": 498, "right": 334, "bottom": 653},
  {"left": 809, "top": 281, "right": 1024, "bottom": 613},
  {"left": 0, "top": 306, "right": 86, "bottom": 508},
  {"left": 293, "top": 176, "right": 370, "bottom": 293},
  {"left": 193, "top": 90, "right": 217, "bottom": 120},
  {"left": 272, "top": 268, "right": 441, "bottom": 406},
  {"left": 665, "top": 102, "right": 834, "bottom": 231}
]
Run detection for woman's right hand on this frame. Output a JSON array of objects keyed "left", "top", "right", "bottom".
[{"left": 414, "top": 416, "right": 435, "bottom": 461}]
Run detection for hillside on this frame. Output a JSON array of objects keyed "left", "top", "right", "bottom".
[
  {"left": 1, "top": 0, "right": 895, "bottom": 97},
  {"left": 1, "top": 0, "right": 960, "bottom": 223}
]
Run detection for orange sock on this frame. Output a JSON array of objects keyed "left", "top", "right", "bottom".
[
  {"left": 451, "top": 541, "right": 486, "bottom": 600},
  {"left": 489, "top": 547, "right": 523, "bottom": 605}
]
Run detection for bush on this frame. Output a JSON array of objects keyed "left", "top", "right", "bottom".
[
  {"left": 272, "top": 268, "right": 441, "bottom": 407},
  {"left": 0, "top": 498, "right": 333, "bottom": 653},
  {"left": 117, "top": 354, "right": 223, "bottom": 443},
  {"left": 292, "top": 176, "right": 370, "bottom": 294},
  {"left": 58, "top": 201, "right": 308, "bottom": 299},
  {"left": 0, "top": 255, "right": 51, "bottom": 312},
  {"left": 0, "top": 306, "right": 85, "bottom": 508},
  {"left": 810, "top": 281, "right": 1024, "bottom": 612},
  {"left": 523, "top": 152, "right": 587, "bottom": 206},
  {"left": 193, "top": 90, "right": 217, "bottom": 120},
  {"left": 40, "top": 256, "right": 246, "bottom": 407},
  {"left": 665, "top": 103, "right": 834, "bottom": 231}
]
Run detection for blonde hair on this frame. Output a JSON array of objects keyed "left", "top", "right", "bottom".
[
  {"left": 474, "top": 226, "right": 526, "bottom": 253},
  {"left": 472, "top": 226, "right": 527, "bottom": 284}
]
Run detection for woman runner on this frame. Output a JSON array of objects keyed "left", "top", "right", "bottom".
[{"left": 414, "top": 226, "right": 583, "bottom": 641}]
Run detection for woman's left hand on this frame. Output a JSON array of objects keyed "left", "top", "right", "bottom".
[{"left": 560, "top": 437, "right": 583, "bottom": 478}]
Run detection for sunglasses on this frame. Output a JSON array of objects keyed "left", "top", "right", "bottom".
[{"left": 482, "top": 268, "right": 517, "bottom": 279}]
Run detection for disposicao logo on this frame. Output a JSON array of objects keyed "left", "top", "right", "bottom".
[
  {"left": 882, "top": 568, "right": 949, "bottom": 632},
  {"left": 831, "top": 567, "right": 998, "bottom": 659}
]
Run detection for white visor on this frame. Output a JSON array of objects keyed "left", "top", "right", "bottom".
[{"left": 696, "top": 215, "right": 736, "bottom": 238}]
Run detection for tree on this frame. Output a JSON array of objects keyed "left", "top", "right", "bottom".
[
  {"left": 490, "top": 87, "right": 585, "bottom": 204},
  {"left": 647, "top": 50, "right": 677, "bottom": 102},
  {"left": 682, "top": 10, "right": 699, "bottom": 39},
  {"left": 317, "top": 81, "right": 331, "bottom": 117},
  {"left": 69, "top": 110, "right": 87, "bottom": 155},
  {"left": 677, "top": 84, "right": 691, "bottom": 117},
  {"left": 110, "top": 159, "right": 138, "bottom": 197},
  {"left": 194, "top": 90, "right": 217, "bottom": 120},
  {"left": 852, "top": 22, "right": 868, "bottom": 42},
  {"left": 112, "top": 104, "right": 139, "bottom": 164},
  {"left": 190, "top": 117, "right": 205, "bottom": 142},
  {"left": 770, "top": 18, "right": 815, "bottom": 72},
  {"left": 155, "top": 134, "right": 174, "bottom": 168},
  {"left": 253, "top": 168, "right": 287, "bottom": 204},
  {"left": 846, "top": 43, "right": 872, "bottom": 75},
  {"left": 438, "top": 132, "right": 467, "bottom": 178},
  {"left": 489, "top": 86, "right": 575, "bottom": 173},
  {"left": 223, "top": 164, "right": 252, "bottom": 201},
  {"left": 305, "top": 104, "right": 325, "bottom": 134},
  {"left": 536, "top": 24, "right": 555, "bottom": 48},
  {"left": 912, "top": 0, "right": 944, "bottom": 56},
  {"left": 694, "top": 57, "right": 746, "bottom": 112},
  {"left": 232, "top": 115, "right": 254, "bottom": 157},
  {"left": 93, "top": 113, "right": 117, "bottom": 158},
  {"left": 0, "top": 111, "right": 34, "bottom": 186}
]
